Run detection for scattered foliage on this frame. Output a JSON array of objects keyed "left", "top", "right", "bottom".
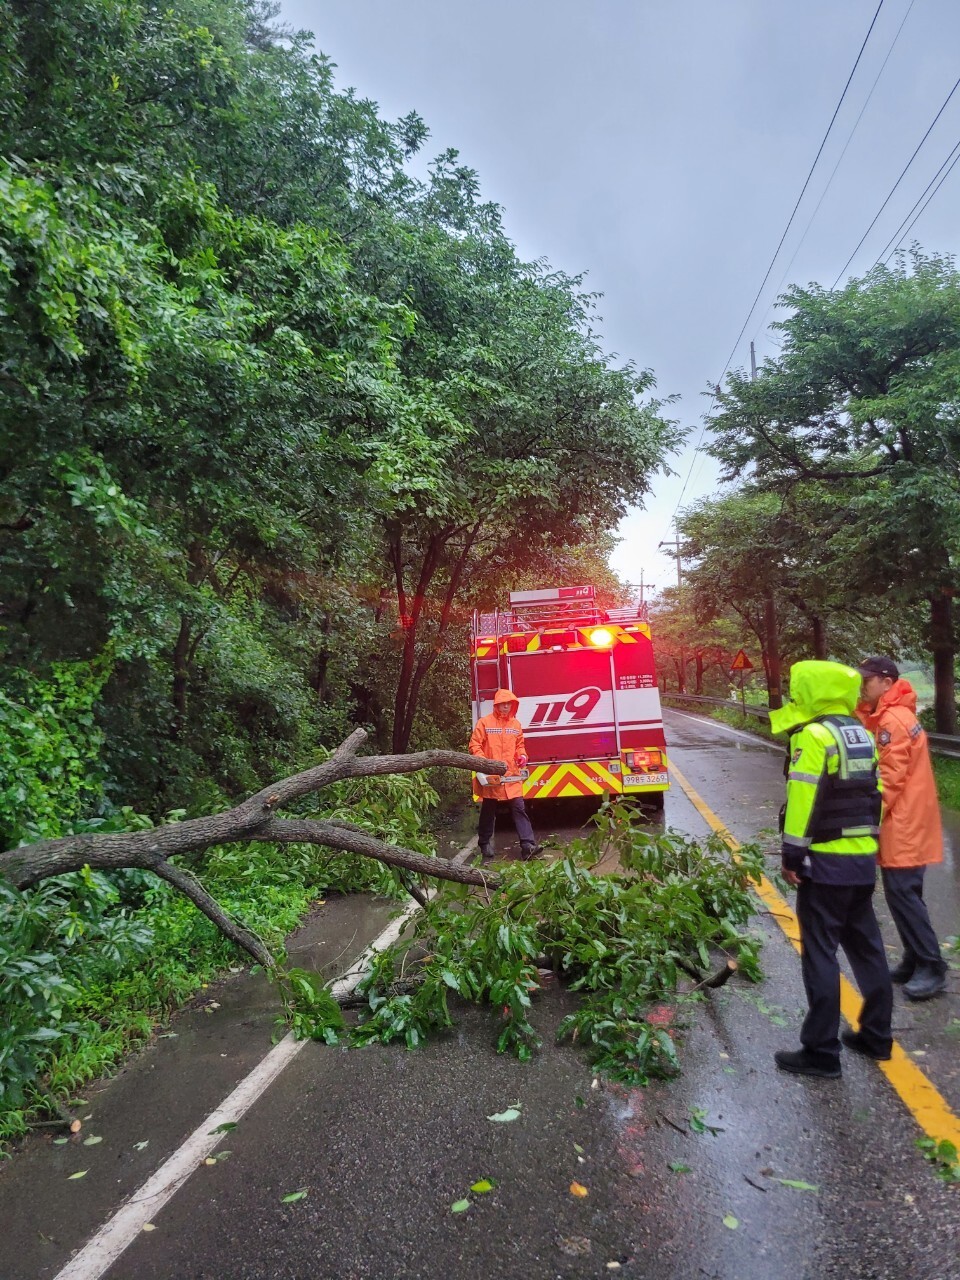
[{"left": 341, "top": 807, "right": 763, "bottom": 1085}]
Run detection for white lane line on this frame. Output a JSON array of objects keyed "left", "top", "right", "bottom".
[{"left": 55, "top": 841, "right": 477, "bottom": 1280}]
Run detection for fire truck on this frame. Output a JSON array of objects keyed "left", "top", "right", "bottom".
[{"left": 470, "top": 585, "right": 669, "bottom": 806}]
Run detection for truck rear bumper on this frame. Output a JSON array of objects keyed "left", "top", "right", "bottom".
[{"left": 524, "top": 760, "right": 670, "bottom": 800}]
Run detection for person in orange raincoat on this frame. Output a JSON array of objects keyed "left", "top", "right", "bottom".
[
  {"left": 858, "top": 656, "right": 947, "bottom": 1001},
  {"left": 469, "top": 688, "right": 537, "bottom": 860}
]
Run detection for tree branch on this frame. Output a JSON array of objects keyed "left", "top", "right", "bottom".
[
  {"left": 152, "top": 859, "right": 276, "bottom": 969},
  {"left": 0, "top": 728, "right": 506, "bottom": 891}
]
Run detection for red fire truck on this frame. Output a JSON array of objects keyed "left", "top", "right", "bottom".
[{"left": 470, "top": 585, "right": 669, "bottom": 806}]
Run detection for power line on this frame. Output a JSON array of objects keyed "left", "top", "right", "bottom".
[
  {"left": 831, "top": 70, "right": 960, "bottom": 286},
  {"left": 882, "top": 145, "right": 960, "bottom": 260},
  {"left": 751, "top": 0, "right": 915, "bottom": 345},
  {"left": 721, "top": 0, "right": 886, "bottom": 375},
  {"left": 873, "top": 134, "right": 960, "bottom": 263},
  {"left": 662, "top": 0, "right": 887, "bottom": 539}
]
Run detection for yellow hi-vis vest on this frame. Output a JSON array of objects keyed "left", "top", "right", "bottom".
[{"left": 782, "top": 715, "right": 881, "bottom": 857}]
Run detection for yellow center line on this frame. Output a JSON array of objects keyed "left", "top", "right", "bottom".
[{"left": 668, "top": 758, "right": 960, "bottom": 1153}]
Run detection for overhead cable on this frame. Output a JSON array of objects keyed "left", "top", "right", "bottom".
[
  {"left": 664, "top": 0, "right": 886, "bottom": 536},
  {"left": 831, "top": 70, "right": 960, "bottom": 286},
  {"left": 874, "top": 135, "right": 960, "bottom": 263},
  {"left": 719, "top": 0, "right": 886, "bottom": 377},
  {"left": 882, "top": 145, "right": 960, "bottom": 261},
  {"left": 752, "top": 0, "right": 915, "bottom": 344}
]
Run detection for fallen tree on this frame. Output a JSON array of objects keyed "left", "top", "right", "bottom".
[{"left": 0, "top": 728, "right": 507, "bottom": 970}]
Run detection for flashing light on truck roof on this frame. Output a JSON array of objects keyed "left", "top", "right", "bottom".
[{"left": 588, "top": 627, "right": 614, "bottom": 647}]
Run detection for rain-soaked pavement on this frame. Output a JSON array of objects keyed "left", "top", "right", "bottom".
[{"left": 2, "top": 709, "right": 959, "bottom": 1280}]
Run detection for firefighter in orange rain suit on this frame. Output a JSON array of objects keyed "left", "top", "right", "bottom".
[
  {"left": 857, "top": 656, "right": 947, "bottom": 1001},
  {"left": 469, "top": 688, "right": 538, "bottom": 860}
]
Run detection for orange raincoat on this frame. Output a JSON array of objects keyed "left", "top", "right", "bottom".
[
  {"left": 469, "top": 689, "right": 527, "bottom": 801},
  {"left": 858, "top": 679, "right": 943, "bottom": 868}
]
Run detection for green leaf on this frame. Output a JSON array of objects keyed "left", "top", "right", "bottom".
[
  {"left": 451, "top": 1199, "right": 471, "bottom": 1213},
  {"left": 53, "top": 1138, "right": 69, "bottom": 1146},
  {"left": 487, "top": 1105, "right": 521, "bottom": 1123},
  {"left": 668, "top": 1162, "right": 691, "bottom": 1173},
  {"left": 470, "top": 1179, "right": 496, "bottom": 1193},
  {"left": 209, "top": 1122, "right": 237, "bottom": 1134},
  {"left": 722, "top": 1214, "right": 739, "bottom": 1229},
  {"left": 68, "top": 1170, "right": 88, "bottom": 1180},
  {"left": 281, "top": 1190, "right": 308, "bottom": 1204},
  {"left": 775, "top": 1179, "right": 819, "bottom": 1192},
  {"left": 573, "top": 1143, "right": 584, "bottom": 1155}
]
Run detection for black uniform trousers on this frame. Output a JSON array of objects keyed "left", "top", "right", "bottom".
[
  {"left": 478, "top": 797, "right": 535, "bottom": 849},
  {"left": 881, "top": 866, "right": 947, "bottom": 975},
  {"left": 796, "top": 880, "right": 893, "bottom": 1065}
]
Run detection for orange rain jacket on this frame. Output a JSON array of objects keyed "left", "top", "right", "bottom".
[
  {"left": 469, "top": 689, "right": 527, "bottom": 801},
  {"left": 857, "top": 679, "right": 943, "bottom": 868}
]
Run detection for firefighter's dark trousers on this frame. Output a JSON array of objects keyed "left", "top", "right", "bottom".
[
  {"left": 796, "top": 880, "right": 893, "bottom": 1065},
  {"left": 881, "top": 867, "right": 947, "bottom": 975},
  {"left": 478, "top": 798, "right": 535, "bottom": 849}
]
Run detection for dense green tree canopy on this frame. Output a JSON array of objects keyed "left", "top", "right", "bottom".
[
  {"left": 697, "top": 252, "right": 960, "bottom": 726},
  {"left": 1, "top": 0, "right": 676, "bottom": 811}
]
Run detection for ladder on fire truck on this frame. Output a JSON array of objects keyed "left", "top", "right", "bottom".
[{"left": 471, "top": 585, "right": 648, "bottom": 650}]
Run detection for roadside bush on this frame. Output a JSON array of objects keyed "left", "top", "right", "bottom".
[
  {"left": 0, "top": 661, "right": 111, "bottom": 847},
  {"left": 0, "top": 768, "right": 439, "bottom": 1144}
]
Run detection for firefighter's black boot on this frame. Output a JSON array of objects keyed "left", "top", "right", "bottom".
[
  {"left": 903, "top": 965, "right": 947, "bottom": 1001},
  {"left": 889, "top": 957, "right": 916, "bottom": 984},
  {"left": 519, "top": 842, "right": 538, "bottom": 861},
  {"left": 479, "top": 842, "right": 494, "bottom": 860}
]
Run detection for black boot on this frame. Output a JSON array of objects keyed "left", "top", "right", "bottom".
[
  {"left": 519, "top": 842, "right": 538, "bottom": 861},
  {"left": 889, "top": 958, "right": 915, "bottom": 984},
  {"left": 841, "top": 1029, "right": 892, "bottom": 1061},
  {"left": 903, "top": 966, "right": 947, "bottom": 1001},
  {"left": 479, "top": 842, "right": 494, "bottom": 859},
  {"left": 774, "top": 1049, "right": 841, "bottom": 1079}
]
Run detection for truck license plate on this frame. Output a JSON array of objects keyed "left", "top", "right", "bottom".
[{"left": 624, "top": 772, "right": 668, "bottom": 787}]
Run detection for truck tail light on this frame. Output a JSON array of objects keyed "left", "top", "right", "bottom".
[{"left": 625, "top": 749, "right": 663, "bottom": 771}]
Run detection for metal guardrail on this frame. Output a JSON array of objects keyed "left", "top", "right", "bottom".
[
  {"left": 663, "top": 692, "right": 960, "bottom": 760},
  {"left": 924, "top": 732, "right": 960, "bottom": 761},
  {"left": 662, "top": 692, "right": 770, "bottom": 722}
]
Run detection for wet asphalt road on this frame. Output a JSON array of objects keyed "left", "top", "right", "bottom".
[{"left": 2, "top": 709, "right": 959, "bottom": 1280}]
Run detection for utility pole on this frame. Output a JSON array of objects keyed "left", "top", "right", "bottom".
[
  {"left": 638, "top": 569, "right": 655, "bottom": 604},
  {"left": 658, "top": 537, "right": 683, "bottom": 592},
  {"left": 658, "top": 534, "right": 685, "bottom": 693},
  {"left": 750, "top": 339, "right": 782, "bottom": 708}
]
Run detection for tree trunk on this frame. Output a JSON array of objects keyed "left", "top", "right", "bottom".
[
  {"left": 763, "top": 591, "right": 783, "bottom": 709},
  {"left": 390, "top": 530, "right": 447, "bottom": 753},
  {"left": 929, "top": 592, "right": 957, "bottom": 734},
  {"left": 811, "top": 614, "right": 827, "bottom": 660},
  {"left": 399, "top": 524, "right": 481, "bottom": 751},
  {"left": 694, "top": 650, "right": 704, "bottom": 695},
  {"left": 171, "top": 615, "right": 191, "bottom": 739}
]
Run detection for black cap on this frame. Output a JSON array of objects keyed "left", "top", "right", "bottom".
[{"left": 859, "top": 655, "right": 899, "bottom": 681}]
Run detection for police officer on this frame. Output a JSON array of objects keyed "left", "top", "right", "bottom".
[{"left": 771, "top": 660, "right": 893, "bottom": 1078}]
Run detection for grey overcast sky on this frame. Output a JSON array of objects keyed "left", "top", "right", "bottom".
[{"left": 277, "top": 0, "right": 960, "bottom": 595}]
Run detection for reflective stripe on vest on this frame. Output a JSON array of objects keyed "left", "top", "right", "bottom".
[{"left": 808, "top": 715, "right": 881, "bottom": 845}]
